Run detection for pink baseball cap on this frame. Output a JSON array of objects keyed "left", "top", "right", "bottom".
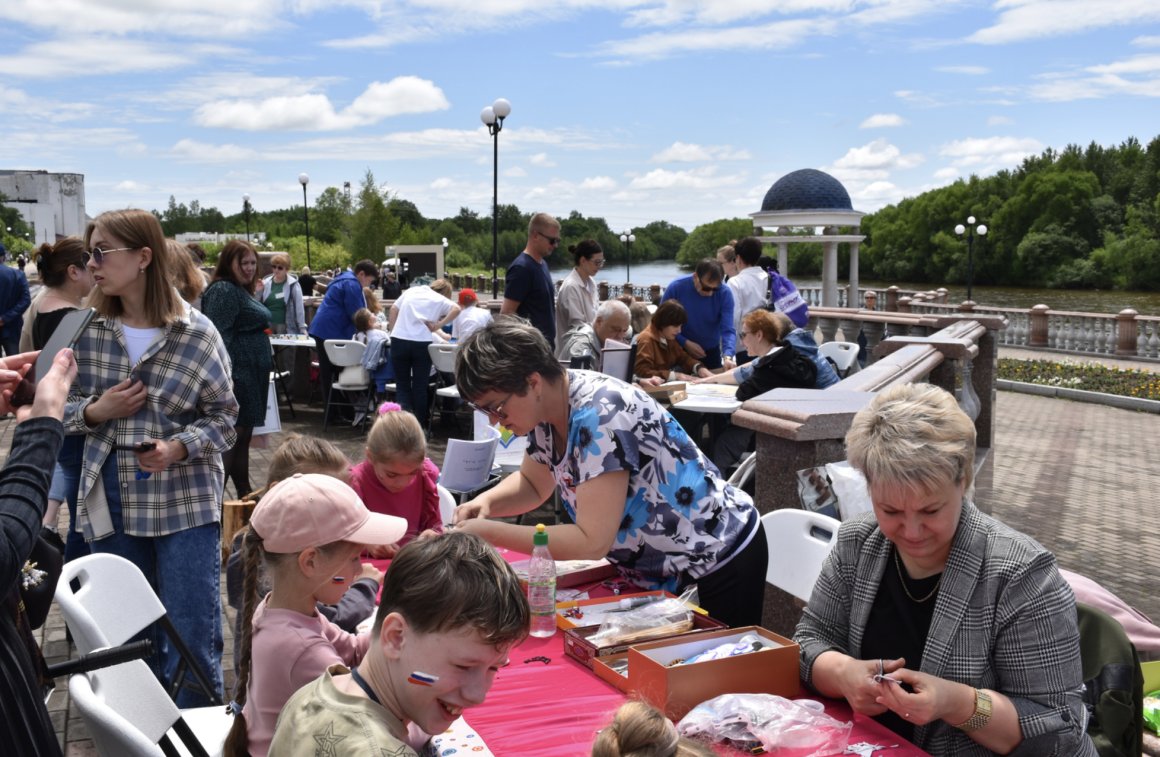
[{"left": 250, "top": 473, "right": 407, "bottom": 553}]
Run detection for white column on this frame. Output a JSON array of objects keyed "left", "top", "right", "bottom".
[
  {"left": 822, "top": 231, "right": 839, "bottom": 308},
  {"left": 849, "top": 241, "right": 860, "bottom": 308}
]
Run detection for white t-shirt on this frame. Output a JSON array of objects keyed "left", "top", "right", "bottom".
[
  {"left": 121, "top": 324, "right": 163, "bottom": 367},
  {"left": 390, "top": 286, "right": 454, "bottom": 342},
  {"left": 451, "top": 304, "right": 492, "bottom": 342},
  {"left": 727, "top": 266, "right": 770, "bottom": 335}
]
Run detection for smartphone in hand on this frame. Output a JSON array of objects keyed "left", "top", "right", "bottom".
[
  {"left": 11, "top": 308, "right": 95, "bottom": 408},
  {"left": 117, "top": 442, "right": 157, "bottom": 453}
]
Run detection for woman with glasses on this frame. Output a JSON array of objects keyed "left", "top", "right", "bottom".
[
  {"left": 555, "top": 238, "right": 603, "bottom": 341},
  {"left": 65, "top": 209, "right": 237, "bottom": 706},
  {"left": 452, "top": 318, "right": 766, "bottom": 628},
  {"left": 257, "top": 252, "right": 306, "bottom": 335},
  {"left": 202, "top": 240, "right": 272, "bottom": 499}
]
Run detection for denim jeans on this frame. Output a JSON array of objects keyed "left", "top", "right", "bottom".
[
  {"left": 87, "top": 452, "right": 224, "bottom": 707},
  {"left": 54, "top": 436, "right": 90, "bottom": 562},
  {"left": 391, "top": 337, "right": 434, "bottom": 428}
]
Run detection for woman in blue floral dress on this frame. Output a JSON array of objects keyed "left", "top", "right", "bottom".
[{"left": 453, "top": 318, "right": 766, "bottom": 627}]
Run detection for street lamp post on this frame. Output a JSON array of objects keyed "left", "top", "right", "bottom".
[
  {"left": 298, "top": 173, "right": 312, "bottom": 270},
  {"left": 953, "top": 216, "right": 988, "bottom": 302},
  {"left": 442, "top": 237, "right": 449, "bottom": 278},
  {"left": 480, "top": 97, "right": 511, "bottom": 300},
  {"left": 242, "top": 193, "right": 251, "bottom": 242},
  {"left": 619, "top": 230, "right": 636, "bottom": 289}
]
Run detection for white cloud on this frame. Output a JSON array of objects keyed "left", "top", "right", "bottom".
[
  {"left": 859, "top": 113, "right": 906, "bottom": 129},
  {"left": 1027, "top": 54, "right": 1160, "bottom": 101},
  {"left": 831, "top": 138, "right": 924, "bottom": 172},
  {"left": 0, "top": 0, "right": 289, "bottom": 39},
  {"left": 969, "top": 0, "right": 1160, "bottom": 45},
  {"left": 987, "top": 115, "right": 1014, "bottom": 126},
  {"left": 651, "top": 141, "right": 752, "bottom": 162},
  {"left": 580, "top": 176, "right": 617, "bottom": 191},
  {"left": 1133, "top": 35, "right": 1160, "bottom": 47},
  {"left": 0, "top": 127, "right": 144, "bottom": 162},
  {"left": 935, "top": 65, "right": 989, "bottom": 75},
  {"left": 529, "top": 153, "right": 556, "bottom": 168},
  {"left": 170, "top": 139, "right": 259, "bottom": 163},
  {"left": 938, "top": 135, "right": 1043, "bottom": 173},
  {"left": 933, "top": 166, "right": 960, "bottom": 180},
  {"left": 0, "top": 38, "right": 194, "bottom": 78},
  {"left": 594, "top": 17, "right": 837, "bottom": 62},
  {"left": 194, "top": 76, "right": 449, "bottom": 131},
  {"left": 628, "top": 166, "right": 743, "bottom": 190},
  {"left": 504, "top": 166, "right": 527, "bottom": 178}
]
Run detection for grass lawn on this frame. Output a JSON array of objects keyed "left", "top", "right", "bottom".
[{"left": 998, "top": 358, "right": 1160, "bottom": 401}]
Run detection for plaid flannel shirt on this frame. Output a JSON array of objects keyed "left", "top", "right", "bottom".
[
  {"left": 795, "top": 501, "right": 1096, "bottom": 756},
  {"left": 64, "top": 307, "right": 238, "bottom": 539}
]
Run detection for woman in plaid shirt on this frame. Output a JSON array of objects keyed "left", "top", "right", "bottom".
[{"left": 64, "top": 209, "right": 238, "bottom": 707}]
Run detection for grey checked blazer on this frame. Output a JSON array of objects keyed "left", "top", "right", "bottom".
[{"left": 794, "top": 501, "right": 1097, "bottom": 756}]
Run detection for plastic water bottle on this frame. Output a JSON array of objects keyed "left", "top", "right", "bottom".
[{"left": 527, "top": 523, "right": 557, "bottom": 638}]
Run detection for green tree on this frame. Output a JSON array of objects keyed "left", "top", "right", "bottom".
[
  {"left": 350, "top": 169, "right": 399, "bottom": 263},
  {"left": 313, "top": 186, "right": 351, "bottom": 244},
  {"left": 675, "top": 218, "right": 752, "bottom": 267}
]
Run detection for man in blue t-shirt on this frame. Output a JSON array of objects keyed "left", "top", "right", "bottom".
[
  {"left": 502, "top": 212, "right": 559, "bottom": 348},
  {"left": 661, "top": 259, "right": 736, "bottom": 370}
]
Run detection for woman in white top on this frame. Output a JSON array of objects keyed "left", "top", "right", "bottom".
[
  {"left": 554, "top": 239, "right": 603, "bottom": 339},
  {"left": 387, "top": 279, "right": 460, "bottom": 429}
]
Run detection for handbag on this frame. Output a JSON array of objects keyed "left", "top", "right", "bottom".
[
  {"left": 770, "top": 271, "right": 810, "bottom": 328},
  {"left": 20, "top": 528, "right": 64, "bottom": 631}
]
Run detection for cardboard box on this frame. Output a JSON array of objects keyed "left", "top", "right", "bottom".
[
  {"left": 642, "top": 382, "right": 687, "bottom": 404},
  {"left": 563, "top": 611, "right": 728, "bottom": 669},
  {"left": 511, "top": 558, "right": 618, "bottom": 591},
  {"left": 625, "top": 626, "right": 801, "bottom": 720}
]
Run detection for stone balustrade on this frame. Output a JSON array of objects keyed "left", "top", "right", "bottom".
[{"left": 730, "top": 313, "right": 1003, "bottom": 634}]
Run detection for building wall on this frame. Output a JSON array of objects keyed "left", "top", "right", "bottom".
[{"left": 0, "top": 170, "right": 87, "bottom": 246}]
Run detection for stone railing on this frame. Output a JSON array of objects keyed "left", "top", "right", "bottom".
[{"left": 731, "top": 313, "right": 1004, "bottom": 634}]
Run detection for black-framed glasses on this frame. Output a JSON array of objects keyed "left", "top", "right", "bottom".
[
  {"left": 83, "top": 246, "right": 137, "bottom": 266},
  {"left": 464, "top": 391, "right": 515, "bottom": 421},
  {"left": 537, "top": 231, "right": 560, "bottom": 246}
]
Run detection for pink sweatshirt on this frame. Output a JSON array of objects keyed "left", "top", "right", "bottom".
[
  {"left": 349, "top": 457, "right": 442, "bottom": 545},
  {"left": 243, "top": 598, "right": 371, "bottom": 757}
]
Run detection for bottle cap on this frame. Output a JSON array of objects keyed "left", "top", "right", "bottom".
[{"left": 533, "top": 523, "right": 548, "bottom": 547}]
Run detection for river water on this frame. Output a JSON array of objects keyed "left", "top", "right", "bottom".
[{"left": 582, "top": 260, "right": 1160, "bottom": 316}]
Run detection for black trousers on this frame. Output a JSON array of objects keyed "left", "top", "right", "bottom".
[{"left": 681, "top": 520, "right": 768, "bottom": 628}]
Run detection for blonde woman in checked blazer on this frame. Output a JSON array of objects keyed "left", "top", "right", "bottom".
[{"left": 794, "top": 383, "right": 1095, "bottom": 756}]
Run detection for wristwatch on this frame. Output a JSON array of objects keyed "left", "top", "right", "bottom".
[{"left": 954, "top": 688, "right": 993, "bottom": 732}]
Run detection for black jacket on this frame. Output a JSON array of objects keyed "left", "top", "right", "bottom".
[{"left": 736, "top": 345, "right": 818, "bottom": 402}]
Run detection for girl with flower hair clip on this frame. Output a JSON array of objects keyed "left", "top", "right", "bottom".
[{"left": 349, "top": 402, "right": 444, "bottom": 558}]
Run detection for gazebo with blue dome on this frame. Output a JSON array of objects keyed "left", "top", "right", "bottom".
[{"left": 750, "top": 168, "right": 866, "bottom": 308}]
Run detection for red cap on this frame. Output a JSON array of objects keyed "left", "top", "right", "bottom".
[{"left": 458, "top": 288, "right": 477, "bottom": 306}]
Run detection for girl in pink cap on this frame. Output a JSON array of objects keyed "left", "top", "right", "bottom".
[{"left": 224, "top": 473, "right": 407, "bottom": 757}]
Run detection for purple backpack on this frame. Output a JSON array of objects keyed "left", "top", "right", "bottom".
[{"left": 771, "top": 271, "right": 809, "bottom": 328}]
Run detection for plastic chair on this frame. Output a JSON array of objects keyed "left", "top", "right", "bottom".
[
  {"left": 437, "top": 484, "right": 458, "bottom": 527},
  {"left": 54, "top": 553, "right": 223, "bottom": 706},
  {"left": 818, "top": 341, "right": 859, "bottom": 378},
  {"left": 727, "top": 451, "right": 757, "bottom": 491},
  {"left": 427, "top": 342, "right": 461, "bottom": 426},
  {"left": 759, "top": 509, "right": 841, "bottom": 603},
  {"left": 322, "top": 339, "right": 375, "bottom": 430},
  {"left": 69, "top": 656, "right": 232, "bottom": 757}
]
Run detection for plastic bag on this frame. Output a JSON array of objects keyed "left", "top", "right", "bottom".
[
  {"left": 677, "top": 632, "right": 778, "bottom": 666},
  {"left": 771, "top": 272, "right": 809, "bottom": 328},
  {"left": 825, "top": 461, "right": 874, "bottom": 520},
  {"left": 677, "top": 693, "right": 852, "bottom": 756},
  {"left": 796, "top": 466, "right": 839, "bottom": 519},
  {"left": 587, "top": 586, "right": 700, "bottom": 646},
  {"left": 1145, "top": 690, "right": 1160, "bottom": 733}
]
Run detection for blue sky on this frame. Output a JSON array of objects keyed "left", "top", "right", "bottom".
[{"left": 2, "top": 0, "right": 1159, "bottom": 232}]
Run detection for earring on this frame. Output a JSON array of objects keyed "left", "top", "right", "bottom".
[{"left": 138, "top": 268, "right": 145, "bottom": 276}]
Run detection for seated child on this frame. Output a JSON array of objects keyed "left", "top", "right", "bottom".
[
  {"left": 224, "top": 474, "right": 408, "bottom": 757},
  {"left": 226, "top": 435, "right": 383, "bottom": 671},
  {"left": 269, "top": 531, "right": 529, "bottom": 756},
  {"left": 635, "top": 300, "right": 713, "bottom": 382},
  {"left": 349, "top": 403, "right": 442, "bottom": 558}
]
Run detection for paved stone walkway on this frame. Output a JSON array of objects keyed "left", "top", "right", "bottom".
[{"left": 11, "top": 367, "right": 1156, "bottom": 753}]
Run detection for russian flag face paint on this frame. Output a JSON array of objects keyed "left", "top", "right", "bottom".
[{"left": 407, "top": 671, "right": 439, "bottom": 687}]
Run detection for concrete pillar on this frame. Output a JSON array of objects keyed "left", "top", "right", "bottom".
[
  {"left": 848, "top": 241, "right": 860, "bottom": 308},
  {"left": 777, "top": 242, "right": 789, "bottom": 275},
  {"left": 822, "top": 238, "right": 839, "bottom": 308},
  {"left": 598, "top": 281, "right": 609, "bottom": 301},
  {"left": 885, "top": 286, "right": 900, "bottom": 312},
  {"left": 1029, "top": 304, "right": 1050, "bottom": 347},
  {"left": 1116, "top": 309, "right": 1140, "bottom": 356}
]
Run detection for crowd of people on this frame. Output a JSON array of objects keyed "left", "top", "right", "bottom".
[{"left": 0, "top": 210, "right": 1146, "bottom": 757}]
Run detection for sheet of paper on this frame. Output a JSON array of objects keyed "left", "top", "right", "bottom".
[{"left": 427, "top": 716, "right": 495, "bottom": 756}]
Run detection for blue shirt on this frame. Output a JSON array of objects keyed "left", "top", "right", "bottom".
[
  {"left": 307, "top": 271, "right": 366, "bottom": 341},
  {"left": 504, "top": 252, "right": 556, "bottom": 346},
  {"left": 662, "top": 274, "right": 736, "bottom": 357}
]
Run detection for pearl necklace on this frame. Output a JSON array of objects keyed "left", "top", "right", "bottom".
[{"left": 894, "top": 549, "right": 941, "bottom": 603}]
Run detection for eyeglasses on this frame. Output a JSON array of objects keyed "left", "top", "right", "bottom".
[
  {"left": 464, "top": 392, "right": 515, "bottom": 421},
  {"left": 592, "top": 258, "right": 606, "bottom": 268},
  {"left": 272, "top": 265, "right": 286, "bottom": 270},
  {"left": 698, "top": 280, "right": 719, "bottom": 293},
  {"left": 83, "top": 246, "right": 137, "bottom": 266},
  {"left": 537, "top": 231, "right": 560, "bottom": 246},
  {"left": 740, "top": 331, "right": 752, "bottom": 339}
]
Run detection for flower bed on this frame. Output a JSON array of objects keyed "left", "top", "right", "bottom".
[{"left": 998, "top": 358, "right": 1160, "bottom": 401}]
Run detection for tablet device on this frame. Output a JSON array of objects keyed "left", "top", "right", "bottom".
[{"left": 10, "top": 307, "right": 95, "bottom": 407}]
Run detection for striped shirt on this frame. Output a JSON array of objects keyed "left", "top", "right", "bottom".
[{"left": 64, "top": 307, "right": 238, "bottom": 539}]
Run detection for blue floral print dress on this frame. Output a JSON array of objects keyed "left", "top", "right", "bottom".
[{"left": 525, "top": 371, "right": 759, "bottom": 592}]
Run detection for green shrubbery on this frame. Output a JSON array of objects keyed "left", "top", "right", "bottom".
[{"left": 998, "top": 358, "right": 1160, "bottom": 401}]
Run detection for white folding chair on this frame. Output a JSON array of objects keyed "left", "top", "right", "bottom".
[
  {"left": 727, "top": 451, "right": 757, "bottom": 491},
  {"left": 322, "top": 339, "right": 374, "bottom": 430},
  {"left": 54, "top": 553, "right": 223, "bottom": 706},
  {"left": 818, "top": 341, "right": 859, "bottom": 378},
  {"left": 427, "top": 342, "right": 461, "bottom": 426},
  {"left": 69, "top": 656, "right": 231, "bottom": 757},
  {"left": 760, "top": 509, "right": 841, "bottom": 603},
  {"left": 437, "top": 484, "right": 458, "bottom": 527}
]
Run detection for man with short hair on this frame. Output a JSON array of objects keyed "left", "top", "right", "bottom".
[
  {"left": 555, "top": 299, "right": 631, "bottom": 369},
  {"left": 502, "top": 212, "right": 559, "bottom": 348},
  {"left": 727, "top": 237, "right": 771, "bottom": 363},
  {"left": 661, "top": 259, "right": 736, "bottom": 370}
]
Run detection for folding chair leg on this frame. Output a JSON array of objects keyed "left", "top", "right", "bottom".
[{"left": 160, "top": 616, "right": 222, "bottom": 706}]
